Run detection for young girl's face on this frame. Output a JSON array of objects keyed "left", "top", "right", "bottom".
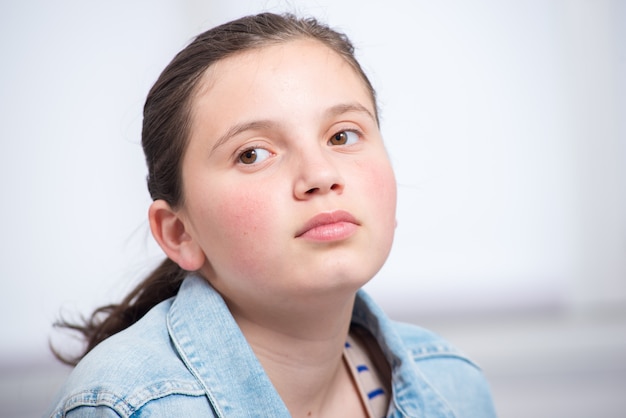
[{"left": 178, "top": 39, "right": 397, "bottom": 307}]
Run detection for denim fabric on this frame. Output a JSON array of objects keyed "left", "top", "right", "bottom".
[{"left": 48, "top": 274, "right": 496, "bottom": 417}]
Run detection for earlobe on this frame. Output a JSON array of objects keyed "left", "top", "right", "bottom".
[{"left": 148, "top": 200, "right": 206, "bottom": 271}]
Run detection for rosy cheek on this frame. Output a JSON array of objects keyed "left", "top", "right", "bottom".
[
  {"left": 209, "top": 189, "right": 277, "bottom": 276},
  {"left": 364, "top": 161, "right": 397, "bottom": 213},
  {"left": 217, "top": 193, "right": 262, "bottom": 236},
  {"left": 363, "top": 161, "right": 397, "bottom": 258}
]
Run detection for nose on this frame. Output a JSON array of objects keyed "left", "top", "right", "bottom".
[{"left": 293, "top": 146, "right": 345, "bottom": 200}]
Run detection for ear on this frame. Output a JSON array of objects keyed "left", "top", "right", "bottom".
[{"left": 148, "top": 200, "right": 206, "bottom": 271}]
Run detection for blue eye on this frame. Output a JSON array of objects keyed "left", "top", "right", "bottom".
[
  {"left": 238, "top": 147, "right": 271, "bottom": 164},
  {"left": 328, "top": 130, "right": 359, "bottom": 146}
]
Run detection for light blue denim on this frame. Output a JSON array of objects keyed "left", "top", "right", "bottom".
[{"left": 48, "top": 274, "right": 497, "bottom": 417}]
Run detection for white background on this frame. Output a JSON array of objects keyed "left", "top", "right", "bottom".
[{"left": 1, "top": 0, "right": 624, "bottom": 367}]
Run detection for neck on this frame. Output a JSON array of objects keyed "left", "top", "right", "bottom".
[{"left": 227, "top": 291, "right": 365, "bottom": 416}]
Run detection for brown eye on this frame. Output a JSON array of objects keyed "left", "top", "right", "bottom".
[
  {"left": 238, "top": 148, "right": 271, "bottom": 165},
  {"left": 328, "top": 130, "right": 358, "bottom": 146},
  {"left": 239, "top": 149, "right": 257, "bottom": 164}
]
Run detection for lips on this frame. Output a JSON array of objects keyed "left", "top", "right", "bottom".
[{"left": 295, "top": 210, "right": 359, "bottom": 241}]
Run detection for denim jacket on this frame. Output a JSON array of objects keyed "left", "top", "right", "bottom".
[{"left": 48, "top": 275, "right": 497, "bottom": 417}]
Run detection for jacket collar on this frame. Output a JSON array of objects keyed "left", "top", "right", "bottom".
[
  {"left": 353, "top": 290, "right": 453, "bottom": 418},
  {"left": 167, "top": 275, "right": 446, "bottom": 418},
  {"left": 167, "top": 274, "right": 290, "bottom": 417}
]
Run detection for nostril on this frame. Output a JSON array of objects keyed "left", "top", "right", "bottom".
[{"left": 299, "top": 181, "right": 343, "bottom": 198}]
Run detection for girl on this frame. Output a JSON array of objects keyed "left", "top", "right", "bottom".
[{"left": 49, "top": 13, "right": 496, "bottom": 417}]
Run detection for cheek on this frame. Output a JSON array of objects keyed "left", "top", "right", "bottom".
[
  {"left": 218, "top": 193, "right": 264, "bottom": 236},
  {"left": 205, "top": 187, "right": 278, "bottom": 276},
  {"left": 363, "top": 160, "right": 397, "bottom": 218},
  {"left": 360, "top": 159, "right": 398, "bottom": 254}
]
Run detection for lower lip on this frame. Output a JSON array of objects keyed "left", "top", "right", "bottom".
[{"left": 298, "top": 221, "right": 358, "bottom": 242}]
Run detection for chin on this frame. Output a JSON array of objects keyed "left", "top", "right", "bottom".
[{"left": 304, "top": 263, "right": 380, "bottom": 295}]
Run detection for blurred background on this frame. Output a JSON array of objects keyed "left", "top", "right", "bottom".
[{"left": 1, "top": 0, "right": 625, "bottom": 416}]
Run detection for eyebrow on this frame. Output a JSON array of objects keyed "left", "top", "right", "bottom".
[
  {"left": 210, "top": 102, "right": 377, "bottom": 153},
  {"left": 211, "top": 120, "right": 274, "bottom": 153},
  {"left": 324, "top": 102, "right": 377, "bottom": 124}
]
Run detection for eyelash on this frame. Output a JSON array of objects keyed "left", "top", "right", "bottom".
[
  {"left": 236, "top": 145, "right": 272, "bottom": 165},
  {"left": 234, "top": 128, "right": 364, "bottom": 165},
  {"left": 328, "top": 128, "right": 362, "bottom": 146}
]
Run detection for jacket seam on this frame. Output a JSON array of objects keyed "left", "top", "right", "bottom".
[
  {"left": 410, "top": 350, "right": 483, "bottom": 370},
  {"left": 58, "top": 389, "right": 133, "bottom": 417},
  {"left": 57, "top": 384, "right": 207, "bottom": 417}
]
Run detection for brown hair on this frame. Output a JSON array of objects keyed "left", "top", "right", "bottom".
[{"left": 53, "top": 12, "right": 378, "bottom": 366}]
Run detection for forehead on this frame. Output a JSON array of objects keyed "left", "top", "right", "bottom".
[{"left": 191, "top": 38, "right": 375, "bottom": 117}]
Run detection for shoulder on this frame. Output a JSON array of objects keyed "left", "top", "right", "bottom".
[
  {"left": 391, "top": 320, "right": 469, "bottom": 360},
  {"left": 47, "top": 299, "right": 212, "bottom": 418},
  {"left": 353, "top": 290, "right": 496, "bottom": 416},
  {"left": 390, "top": 321, "right": 497, "bottom": 417}
]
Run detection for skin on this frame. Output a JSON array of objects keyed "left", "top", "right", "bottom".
[{"left": 149, "top": 38, "right": 397, "bottom": 416}]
